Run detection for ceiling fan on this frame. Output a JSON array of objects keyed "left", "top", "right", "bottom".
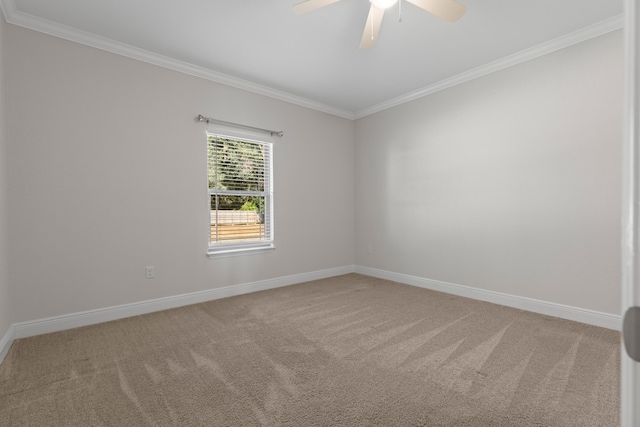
[{"left": 293, "top": 0, "right": 466, "bottom": 49}]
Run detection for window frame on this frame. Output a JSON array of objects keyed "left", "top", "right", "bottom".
[{"left": 206, "top": 125, "right": 274, "bottom": 257}]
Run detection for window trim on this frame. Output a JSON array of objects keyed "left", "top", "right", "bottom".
[{"left": 205, "top": 125, "right": 274, "bottom": 258}]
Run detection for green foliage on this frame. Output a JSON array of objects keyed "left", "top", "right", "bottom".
[
  {"left": 208, "top": 135, "right": 267, "bottom": 211},
  {"left": 240, "top": 201, "right": 258, "bottom": 211},
  {"left": 208, "top": 136, "right": 265, "bottom": 191}
]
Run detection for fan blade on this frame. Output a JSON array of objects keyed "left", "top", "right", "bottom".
[
  {"left": 405, "top": 0, "right": 466, "bottom": 22},
  {"left": 359, "top": 5, "right": 384, "bottom": 50},
  {"left": 293, "top": 0, "right": 342, "bottom": 14}
]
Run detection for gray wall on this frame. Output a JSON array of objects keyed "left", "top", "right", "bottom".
[
  {"left": 355, "top": 30, "right": 623, "bottom": 315},
  {"left": 1, "top": 21, "right": 625, "bottom": 327},
  {"left": 0, "top": 14, "right": 11, "bottom": 338},
  {"left": 6, "top": 24, "right": 355, "bottom": 323}
]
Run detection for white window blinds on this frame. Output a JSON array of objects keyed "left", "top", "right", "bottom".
[{"left": 207, "top": 129, "right": 274, "bottom": 255}]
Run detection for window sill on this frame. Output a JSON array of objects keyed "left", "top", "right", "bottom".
[{"left": 207, "top": 244, "right": 275, "bottom": 259}]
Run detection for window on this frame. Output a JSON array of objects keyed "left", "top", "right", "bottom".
[{"left": 207, "top": 127, "right": 274, "bottom": 256}]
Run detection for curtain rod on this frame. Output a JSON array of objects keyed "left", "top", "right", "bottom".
[{"left": 196, "top": 115, "right": 284, "bottom": 138}]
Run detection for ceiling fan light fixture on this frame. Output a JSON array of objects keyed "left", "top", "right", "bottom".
[
  {"left": 294, "top": 0, "right": 466, "bottom": 49},
  {"left": 370, "top": 0, "right": 398, "bottom": 10}
]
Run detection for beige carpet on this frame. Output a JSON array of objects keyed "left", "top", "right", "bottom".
[{"left": 0, "top": 274, "right": 620, "bottom": 426}]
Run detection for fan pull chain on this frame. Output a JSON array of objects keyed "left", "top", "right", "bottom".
[{"left": 398, "top": 0, "right": 402, "bottom": 22}]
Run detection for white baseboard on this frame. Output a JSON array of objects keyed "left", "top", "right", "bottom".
[
  {"left": 0, "top": 323, "right": 15, "bottom": 365},
  {"left": 6, "top": 263, "right": 621, "bottom": 344},
  {"left": 355, "top": 266, "right": 622, "bottom": 331},
  {"left": 13, "top": 265, "right": 356, "bottom": 339}
]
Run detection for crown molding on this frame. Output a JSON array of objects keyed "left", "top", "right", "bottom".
[
  {"left": 0, "top": 0, "right": 624, "bottom": 121},
  {"left": 354, "top": 14, "right": 624, "bottom": 119},
  {"left": 0, "top": 0, "right": 14, "bottom": 23},
  {"left": 0, "top": 0, "right": 356, "bottom": 120}
]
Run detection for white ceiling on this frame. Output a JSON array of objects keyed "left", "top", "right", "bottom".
[{"left": 2, "top": 0, "right": 624, "bottom": 118}]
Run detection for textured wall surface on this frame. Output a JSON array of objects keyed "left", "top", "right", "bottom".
[
  {"left": 1, "top": 22, "right": 625, "bottom": 326},
  {"left": 6, "top": 24, "right": 355, "bottom": 323},
  {"left": 355, "top": 30, "right": 623, "bottom": 315}
]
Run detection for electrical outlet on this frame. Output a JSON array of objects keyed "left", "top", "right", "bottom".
[
  {"left": 145, "top": 266, "right": 155, "bottom": 279},
  {"left": 367, "top": 245, "right": 373, "bottom": 254}
]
